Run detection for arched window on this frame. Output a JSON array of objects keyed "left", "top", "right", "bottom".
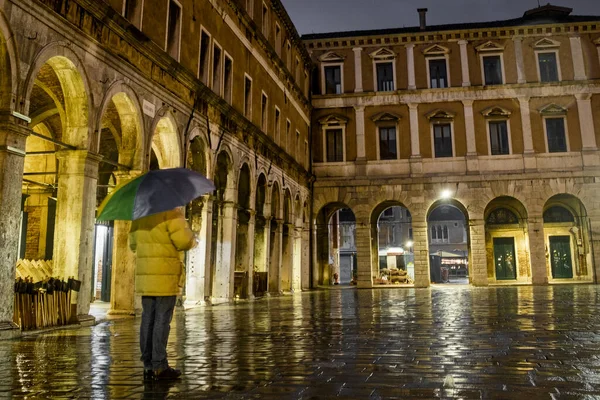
[
  {"left": 437, "top": 226, "right": 442, "bottom": 240},
  {"left": 431, "top": 226, "right": 437, "bottom": 239},
  {"left": 486, "top": 208, "right": 519, "bottom": 225},
  {"left": 443, "top": 225, "right": 449, "bottom": 241},
  {"left": 543, "top": 206, "right": 574, "bottom": 223}
]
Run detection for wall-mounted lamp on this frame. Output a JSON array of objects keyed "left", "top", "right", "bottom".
[{"left": 440, "top": 189, "right": 452, "bottom": 199}]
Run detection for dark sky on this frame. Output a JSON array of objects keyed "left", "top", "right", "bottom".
[{"left": 280, "top": 0, "right": 600, "bottom": 35}]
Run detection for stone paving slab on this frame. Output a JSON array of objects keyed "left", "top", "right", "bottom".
[{"left": 2, "top": 286, "right": 600, "bottom": 398}]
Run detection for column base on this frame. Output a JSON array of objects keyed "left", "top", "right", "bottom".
[
  {"left": 76, "top": 314, "right": 96, "bottom": 326},
  {"left": 582, "top": 148, "right": 600, "bottom": 167},
  {"left": 523, "top": 152, "right": 537, "bottom": 172},
  {"left": 0, "top": 321, "right": 21, "bottom": 340},
  {"left": 409, "top": 156, "right": 423, "bottom": 176},
  {"left": 466, "top": 154, "right": 480, "bottom": 175},
  {"left": 107, "top": 309, "right": 135, "bottom": 316}
]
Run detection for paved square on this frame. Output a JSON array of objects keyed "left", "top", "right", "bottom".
[{"left": 2, "top": 286, "right": 600, "bottom": 399}]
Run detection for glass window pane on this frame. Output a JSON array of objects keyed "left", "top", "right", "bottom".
[
  {"left": 489, "top": 121, "right": 509, "bottom": 155},
  {"left": 429, "top": 59, "right": 448, "bottom": 89},
  {"left": 538, "top": 52, "right": 559, "bottom": 82},
  {"left": 546, "top": 118, "right": 567, "bottom": 153},
  {"left": 434, "top": 124, "right": 452, "bottom": 158},
  {"left": 325, "top": 66, "right": 342, "bottom": 94},
  {"left": 377, "top": 62, "right": 394, "bottom": 92},
  {"left": 483, "top": 56, "right": 502, "bottom": 85}
]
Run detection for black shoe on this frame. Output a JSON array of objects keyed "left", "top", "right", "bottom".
[
  {"left": 154, "top": 367, "right": 181, "bottom": 381},
  {"left": 143, "top": 369, "right": 155, "bottom": 381}
]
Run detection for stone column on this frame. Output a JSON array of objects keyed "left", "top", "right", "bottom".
[
  {"left": 53, "top": 150, "right": 102, "bottom": 320},
  {"left": 212, "top": 202, "right": 237, "bottom": 301},
  {"left": 355, "top": 105, "right": 367, "bottom": 176},
  {"left": 353, "top": 47, "right": 363, "bottom": 93},
  {"left": 109, "top": 170, "right": 142, "bottom": 316},
  {"left": 518, "top": 96, "right": 536, "bottom": 171},
  {"left": 269, "top": 219, "right": 283, "bottom": 293},
  {"left": 253, "top": 216, "right": 271, "bottom": 294},
  {"left": 468, "top": 218, "right": 487, "bottom": 286},
  {"left": 408, "top": 103, "right": 422, "bottom": 175},
  {"left": 411, "top": 218, "right": 430, "bottom": 288},
  {"left": 186, "top": 196, "right": 213, "bottom": 304},
  {"left": 0, "top": 117, "right": 29, "bottom": 335},
  {"left": 292, "top": 226, "right": 303, "bottom": 291},
  {"left": 588, "top": 215, "right": 600, "bottom": 283},
  {"left": 576, "top": 93, "right": 597, "bottom": 151},
  {"left": 570, "top": 35, "right": 587, "bottom": 81},
  {"left": 301, "top": 225, "right": 310, "bottom": 290},
  {"left": 354, "top": 219, "right": 373, "bottom": 288},
  {"left": 313, "top": 219, "right": 328, "bottom": 286},
  {"left": 527, "top": 216, "right": 548, "bottom": 285},
  {"left": 246, "top": 211, "right": 256, "bottom": 298},
  {"left": 513, "top": 37, "right": 527, "bottom": 84},
  {"left": 463, "top": 100, "right": 479, "bottom": 174},
  {"left": 458, "top": 40, "right": 471, "bottom": 87},
  {"left": 406, "top": 44, "right": 416, "bottom": 90},
  {"left": 280, "top": 223, "right": 294, "bottom": 292}
]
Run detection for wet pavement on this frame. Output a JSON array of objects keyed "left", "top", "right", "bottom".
[{"left": 2, "top": 285, "right": 600, "bottom": 399}]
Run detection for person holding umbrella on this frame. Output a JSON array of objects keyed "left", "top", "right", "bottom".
[{"left": 96, "top": 168, "right": 215, "bottom": 381}]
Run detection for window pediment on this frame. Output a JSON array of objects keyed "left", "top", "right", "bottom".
[
  {"left": 318, "top": 114, "right": 349, "bottom": 126},
  {"left": 423, "top": 44, "right": 450, "bottom": 56},
  {"left": 481, "top": 106, "right": 512, "bottom": 118},
  {"left": 475, "top": 40, "right": 505, "bottom": 52},
  {"left": 371, "top": 112, "right": 401, "bottom": 123},
  {"left": 425, "top": 109, "right": 455, "bottom": 121},
  {"left": 318, "top": 51, "right": 345, "bottom": 62},
  {"left": 533, "top": 38, "right": 561, "bottom": 49},
  {"left": 369, "top": 47, "right": 396, "bottom": 60},
  {"left": 539, "top": 103, "right": 567, "bottom": 115}
]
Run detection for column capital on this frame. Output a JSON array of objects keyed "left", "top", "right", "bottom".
[
  {"left": 576, "top": 93, "right": 592, "bottom": 101},
  {"left": 457, "top": 39, "right": 469, "bottom": 45},
  {"left": 352, "top": 47, "right": 363, "bottom": 53},
  {"left": 512, "top": 36, "right": 523, "bottom": 42},
  {"left": 461, "top": 99, "right": 474, "bottom": 107},
  {"left": 408, "top": 103, "right": 419, "bottom": 110},
  {"left": 517, "top": 95, "right": 530, "bottom": 103},
  {"left": 353, "top": 105, "right": 365, "bottom": 112},
  {"left": 405, "top": 43, "right": 415, "bottom": 49}
]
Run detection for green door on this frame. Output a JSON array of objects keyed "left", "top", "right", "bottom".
[
  {"left": 493, "top": 237, "right": 517, "bottom": 280},
  {"left": 549, "top": 236, "right": 573, "bottom": 279}
]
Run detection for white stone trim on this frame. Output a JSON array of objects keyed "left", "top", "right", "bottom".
[
  {"left": 458, "top": 40, "right": 470, "bottom": 87},
  {"left": 376, "top": 123, "right": 401, "bottom": 160},
  {"left": 164, "top": 0, "right": 183, "bottom": 62},
  {"left": 430, "top": 121, "right": 456, "bottom": 158},
  {"left": 479, "top": 53, "right": 506, "bottom": 86},
  {"left": 533, "top": 38, "right": 561, "bottom": 49},
  {"left": 320, "top": 61, "right": 344, "bottom": 95},
  {"left": 462, "top": 100, "right": 476, "bottom": 155},
  {"left": 243, "top": 73, "right": 252, "bottom": 119},
  {"left": 354, "top": 106, "right": 365, "bottom": 159},
  {"left": 485, "top": 118, "right": 513, "bottom": 156},
  {"left": 406, "top": 44, "right": 416, "bottom": 90},
  {"left": 408, "top": 103, "right": 420, "bottom": 157},
  {"left": 542, "top": 115, "right": 570, "bottom": 153},
  {"left": 518, "top": 96, "right": 534, "bottom": 154},
  {"left": 513, "top": 37, "right": 526, "bottom": 84},
  {"left": 425, "top": 55, "right": 451, "bottom": 89},
  {"left": 576, "top": 93, "right": 598, "bottom": 150},
  {"left": 353, "top": 47, "right": 363, "bottom": 93},
  {"left": 535, "top": 48, "right": 562, "bottom": 82},
  {"left": 569, "top": 35, "right": 587, "bottom": 81}
]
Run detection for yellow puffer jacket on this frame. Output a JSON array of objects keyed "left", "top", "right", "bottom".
[{"left": 129, "top": 208, "right": 196, "bottom": 296}]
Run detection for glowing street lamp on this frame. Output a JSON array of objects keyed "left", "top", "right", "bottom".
[{"left": 440, "top": 189, "right": 452, "bottom": 199}]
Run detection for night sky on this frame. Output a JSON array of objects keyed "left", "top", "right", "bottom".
[{"left": 280, "top": 0, "right": 600, "bottom": 35}]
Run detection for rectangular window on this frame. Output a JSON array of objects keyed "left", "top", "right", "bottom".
[
  {"left": 262, "top": 3, "right": 269, "bottom": 37},
  {"left": 198, "top": 30, "right": 211, "bottom": 84},
  {"left": 244, "top": 76, "right": 252, "bottom": 118},
  {"left": 324, "top": 65, "right": 342, "bottom": 94},
  {"left": 295, "top": 130, "right": 300, "bottom": 159},
  {"left": 538, "top": 52, "right": 559, "bottom": 82},
  {"left": 489, "top": 121, "right": 510, "bottom": 155},
  {"left": 286, "top": 41, "right": 292, "bottom": 70},
  {"left": 304, "top": 140, "right": 309, "bottom": 167},
  {"left": 379, "top": 127, "right": 397, "bottom": 160},
  {"left": 304, "top": 70, "right": 309, "bottom": 97},
  {"left": 429, "top": 59, "right": 448, "bottom": 88},
  {"left": 274, "top": 108, "right": 280, "bottom": 142},
  {"left": 123, "top": 0, "right": 143, "bottom": 28},
  {"left": 246, "top": 0, "right": 254, "bottom": 17},
  {"left": 483, "top": 55, "right": 503, "bottom": 85},
  {"left": 376, "top": 62, "right": 394, "bottom": 91},
  {"left": 546, "top": 118, "right": 567, "bottom": 153},
  {"left": 275, "top": 24, "right": 282, "bottom": 55},
  {"left": 261, "top": 93, "right": 268, "bottom": 132},
  {"left": 326, "top": 129, "right": 343, "bottom": 162},
  {"left": 223, "top": 55, "right": 233, "bottom": 103},
  {"left": 212, "top": 44, "right": 222, "bottom": 95},
  {"left": 433, "top": 124, "right": 453, "bottom": 158},
  {"left": 166, "top": 0, "right": 182, "bottom": 60}
]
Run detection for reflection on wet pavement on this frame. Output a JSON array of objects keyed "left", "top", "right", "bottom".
[{"left": 2, "top": 285, "right": 600, "bottom": 398}]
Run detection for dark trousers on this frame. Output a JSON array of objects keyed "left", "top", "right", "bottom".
[{"left": 140, "top": 296, "right": 176, "bottom": 371}]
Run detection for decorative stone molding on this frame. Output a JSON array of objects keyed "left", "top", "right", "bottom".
[
  {"left": 318, "top": 51, "right": 346, "bottom": 62},
  {"left": 425, "top": 109, "right": 455, "bottom": 121},
  {"left": 423, "top": 44, "right": 450, "bottom": 55},
  {"left": 370, "top": 112, "right": 402, "bottom": 122},
  {"left": 369, "top": 47, "right": 396, "bottom": 60},
  {"left": 539, "top": 103, "right": 567, "bottom": 115},
  {"left": 317, "top": 114, "right": 349, "bottom": 126},
  {"left": 481, "top": 106, "right": 512, "bottom": 118},
  {"left": 533, "top": 38, "right": 561, "bottom": 49},
  {"left": 475, "top": 41, "right": 505, "bottom": 52}
]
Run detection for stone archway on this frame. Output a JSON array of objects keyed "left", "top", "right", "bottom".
[
  {"left": 234, "top": 163, "right": 252, "bottom": 298},
  {"left": 21, "top": 48, "right": 96, "bottom": 319},
  {"left": 427, "top": 200, "right": 470, "bottom": 285},
  {"left": 315, "top": 202, "right": 357, "bottom": 286},
  {"left": 94, "top": 87, "right": 144, "bottom": 315},
  {"left": 269, "top": 182, "right": 282, "bottom": 293},
  {"left": 291, "top": 194, "right": 303, "bottom": 292},
  {"left": 543, "top": 194, "right": 592, "bottom": 282},
  {"left": 252, "top": 173, "right": 269, "bottom": 296},
  {"left": 484, "top": 196, "right": 530, "bottom": 284},
  {"left": 370, "top": 201, "right": 414, "bottom": 286},
  {"left": 280, "top": 188, "right": 294, "bottom": 292},
  {"left": 150, "top": 111, "right": 181, "bottom": 169}
]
